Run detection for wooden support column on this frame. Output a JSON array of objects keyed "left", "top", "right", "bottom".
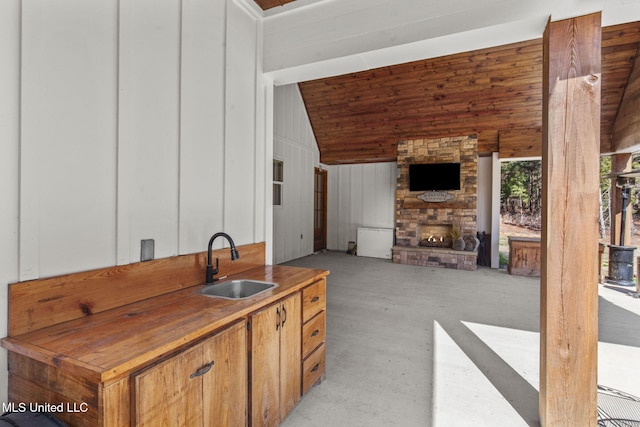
[
  {"left": 610, "top": 153, "right": 632, "bottom": 246},
  {"left": 541, "top": 13, "right": 601, "bottom": 427}
]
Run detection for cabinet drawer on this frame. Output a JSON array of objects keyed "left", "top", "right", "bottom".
[
  {"left": 302, "top": 279, "right": 326, "bottom": 323},
  {"left": 302, "top": 311, "right": 325, "bottom": 359},
  {"left": 302, "top": 343, "right": 325, "bottom": 395}
]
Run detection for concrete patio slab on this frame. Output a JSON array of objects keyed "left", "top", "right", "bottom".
[{"left": 280, "top": 251, "right": 640, "bottom": 427}]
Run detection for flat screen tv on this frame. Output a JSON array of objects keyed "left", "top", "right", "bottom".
[{"left": 409, "top": 162, "right": 460, "bottom": 191}]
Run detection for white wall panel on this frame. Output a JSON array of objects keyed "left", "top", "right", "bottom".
[
  {"left": 119, "top": 0, "right": 181, "bottom": 263},
  {"left": 2, "top": 0, "right": 265, "bottom": 402},
  {"left": 224, "top": 0, "right": 258, "bottom": 246},
  {"left": 326, "top": 163, "right": 396, "bottom": 251},
  {"left": 0, "top": 0, "right": 21, "bottom": 405},
  {"left": 349, "top": 165, "right": 364, "bottom": 241},
  {"left": 272, "top": 84, "right": 319, "bottom": 264},
  {"left": 21, "top": 0, "right": 118, "bottom": 278},
  {"left": 477, "top": 156, "right": 493, "bottom": 234},
  {"left": 179, "top": 0, "right": 226, "bottom": 254}
]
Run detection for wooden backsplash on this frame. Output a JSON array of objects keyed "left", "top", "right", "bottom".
[{"left": 8, "top": 242, "right": 265, "bottom": 336}]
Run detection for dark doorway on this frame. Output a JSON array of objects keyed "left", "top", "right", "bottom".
[{"left": 314, "top": 168, "right": 327, "bottom": 252}]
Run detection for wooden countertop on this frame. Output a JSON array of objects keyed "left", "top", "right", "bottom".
[
  {"left": 2, "top": 265, "right": 329, "bottom": 384},
  {"left": 507, "top": 236, "right": 541, "bottom": 243}
]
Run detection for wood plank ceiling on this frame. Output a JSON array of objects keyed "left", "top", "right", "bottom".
[
  {"left": 254, "top": 0, "right": 297, "bottom": 10},
  {"left": 298, "top": 22, "right": 640, "bottom": 165}
]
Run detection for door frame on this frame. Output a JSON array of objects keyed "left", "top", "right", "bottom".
[{"left": 314, "top": 167, "right": 327, "bottom": 252}]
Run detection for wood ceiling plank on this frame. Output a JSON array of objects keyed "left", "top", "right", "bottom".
[
  {"left": 299, "top": 23, "right": 640, "bottom": 164},
  {"left": 254, "top": 0, "right": 296, "bottom": 11}
]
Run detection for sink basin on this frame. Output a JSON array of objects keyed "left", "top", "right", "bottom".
[{"left": 199, "top": 279, "right": 278, "bottom": 300}]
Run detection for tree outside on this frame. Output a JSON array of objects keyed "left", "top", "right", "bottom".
[{"left": 499, "top": 155, "right": 640, "bottom": 272}]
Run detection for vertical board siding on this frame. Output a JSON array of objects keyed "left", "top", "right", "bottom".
[
  {"left": 0, "top": 0, "right": 21, "bottom": 406},
  {"left": 21, "top": 0, "right": 119, "bottom": 278},
  {"left": 224, "top": 0, "right": 258, "bottom": 246},
  {"left": 118, "top": 0, "right": 181, "bottom": 263},
  {"left": 326, "top": 162, "right": 396, "bottom": 251},
  {"left": 179, "top": 0, "right": 226, "bottom": 255},
  {"left": 13, "top": 1, "right": 263, "bottom": 277},
  {"left": 272, "top": 84, "right": 320, "bottom": 264}
]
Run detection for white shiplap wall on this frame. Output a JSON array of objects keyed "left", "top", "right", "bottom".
[
  {"left": 272, "top": 84, "right": 320, "bottom": 264},
  {"left": 0, "top": 0, "right": 20, "bottom": 407},
  {"left": 271, "top": 85, "right": 398, "bottom": 262},
  {"left": 0, "top": 0, "right": 266, "bottom": 402},
  {"left": 326, "top": 163, "right": 397, "bottom": 251}
]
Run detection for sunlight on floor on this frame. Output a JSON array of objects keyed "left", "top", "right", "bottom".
[
  {"left": 432, "top": 285, "right": 640, "bottom": 426},
  {"left": 433, "top": 321, "right": 531, "bottom": 427}
]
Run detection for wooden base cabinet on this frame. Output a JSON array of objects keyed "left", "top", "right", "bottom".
[
  {"left": 134, "top": 320, "right": 247, "bottom": 427},
  {"left": 249, "top": 293, "right": 301, "bottom": 427},
  {"left": 301, "top": 279, "right": 326, "bottom": 395},
  {"left": 2, "top": 263, "right": 329, "bottom": 427}
]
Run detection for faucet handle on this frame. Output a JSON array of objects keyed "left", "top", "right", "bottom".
[{"left": 205, "top": 258, "right": 220, "bottom": 284}]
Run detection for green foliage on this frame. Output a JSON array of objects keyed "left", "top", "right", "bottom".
[
  {"left": 500, "top": 160, "right": 542, "bottom": 215},
  {"left": 499, "top": 252, "right": 509, "bottom": 268}
]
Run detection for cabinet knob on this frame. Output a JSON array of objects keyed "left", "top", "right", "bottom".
[
  {"left": 311, "top": 296, "right": 320, "bottom": 303},
  {"left": 190, "top": 361, "right": 214, "bottom": 379},
  {"left": 311, "top": 363, "right": 320, "bottom": 373},
  {"left": 276, "top": 307, "right": 281, "bottom": 331},
  {"left": 311, "top": 329, "right": 319, "bottom": 337}
]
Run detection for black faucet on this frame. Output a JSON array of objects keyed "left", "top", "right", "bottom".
[{"left": 205, "top": 232, "right": 240, "bottom": 284}]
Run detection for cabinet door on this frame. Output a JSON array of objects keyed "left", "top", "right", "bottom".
[
  {"left": 134, "top": 320, "right": 247, "bottom": 427},
  {"left": 202, "top": 321, "right": 247, "bottom": 427},
  {"left": 279, "top": 293, "right": 301, "bottom": 420},
  {"left": 250, "top": 302, "right": 281, "bottom": 427},
  {"left": 135, "top": 343, "right": 204, "bottom": 427}
]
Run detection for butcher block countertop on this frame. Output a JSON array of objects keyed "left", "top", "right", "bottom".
[{"left": 2, "top": 265, "right": 329, "bottom": 384}]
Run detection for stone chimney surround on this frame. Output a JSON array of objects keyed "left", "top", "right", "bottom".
[{"left": 393, "top": 135, "right": 478, "bottom": 271}]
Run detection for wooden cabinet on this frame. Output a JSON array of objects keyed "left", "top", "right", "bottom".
[
  {"left": 2, "top": 262, "right": 329, "bottom": 427},
  {"left": 301, "top": 279, "right": 326, "bottom": 395},
  {"left": 134, "top": 320, "right": 247, "bottom": 427},
  {"left": 507, "top": 236, "right": 541, "bottom": 277},
  {"left": 249, "top": 293, "right": 301, "bottom": 427}
]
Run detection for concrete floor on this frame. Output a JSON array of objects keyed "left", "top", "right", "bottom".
[{"left": 280, "top": 251, "right": 640, "bottom": 427}]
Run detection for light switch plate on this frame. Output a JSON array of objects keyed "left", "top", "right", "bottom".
[{"left": 141, "top": 239, "right": 154, "bottom": 262}]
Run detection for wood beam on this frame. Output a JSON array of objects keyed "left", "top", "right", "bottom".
[
  {"left": 540, "top": 13, "right": 600, "bottom": 427},
  {"left": 612, "top": 48, "right": 640, "bottom": 152}
]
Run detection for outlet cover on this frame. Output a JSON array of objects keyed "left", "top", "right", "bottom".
[{"left": 141, "top": 239, "right": 154, "bottom": 262}]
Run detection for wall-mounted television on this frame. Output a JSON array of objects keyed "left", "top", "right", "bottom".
[{"left": 409, "top": 162, "right": 461, "bottom": 191}]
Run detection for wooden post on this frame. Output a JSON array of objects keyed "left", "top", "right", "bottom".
[
  {"left": 541, "top": 13, "right": 601, "bottom": 427},
  {"left": 610, "top": 153, "right": 632, "bottom": 246}
]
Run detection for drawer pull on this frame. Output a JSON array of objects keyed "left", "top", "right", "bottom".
[
  {"left": 190, "top": 361, "right": 214, "bottom": 379},
  {"left": 282, "top": 305, "right": 287, "bottom": 327},
  {"left": 311, "top": 363, "right": 320, "bottom": 373},
  {"left": 311, "top": 296, "right": 320, "bottom": 303},
  {"left": 311, "top": 329, "right": 320, "bottom": 337}
]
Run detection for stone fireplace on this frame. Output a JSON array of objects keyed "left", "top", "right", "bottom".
[{"left": 392, "top": 135, "right": 478, "bottom": 270}]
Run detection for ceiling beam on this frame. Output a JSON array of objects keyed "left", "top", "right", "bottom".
[{"left": 612, "top": 44, "right": 640, "bottom": 153}]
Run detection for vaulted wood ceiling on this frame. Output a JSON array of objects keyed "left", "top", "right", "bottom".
[{"left": 298, "top": 21, "right": 640, "bottom": 165}]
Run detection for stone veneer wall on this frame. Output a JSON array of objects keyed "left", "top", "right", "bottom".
[
  {"left": 393, "top": 246, "right": 478, "bottom": 271},
  {"left": 395, "top": 135, "right": 478, "bottom": 248}
]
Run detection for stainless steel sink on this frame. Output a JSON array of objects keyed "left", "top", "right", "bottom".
[{"left": 199, "top": 279, "right": 278, "bottom": 300}]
